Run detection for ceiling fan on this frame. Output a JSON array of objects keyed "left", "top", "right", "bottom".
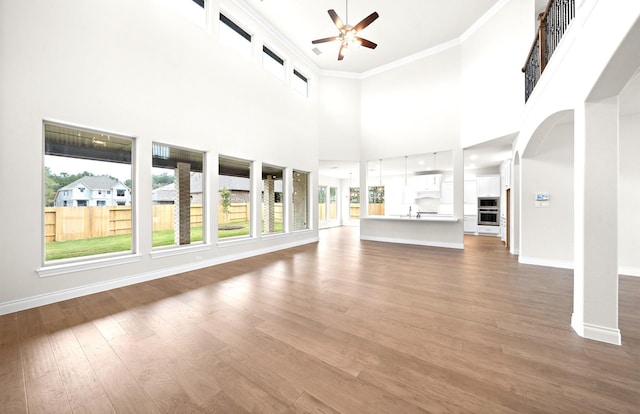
[{"left": 311, "top": 0, "right": 379, "bottom": 61}]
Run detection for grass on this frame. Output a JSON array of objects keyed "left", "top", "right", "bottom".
[
  {"left": 46, "top": 234, "right": 133, "bottom": 261},
  {"left": 45, "top": 221, "right": 283, "bottom": 260},
  {"left": 152, "top": 227, "right": 203, "bottom": 247}
]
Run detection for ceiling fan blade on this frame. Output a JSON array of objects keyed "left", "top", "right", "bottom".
[
  {"left": 356, "top": 37, "right": 377, "bottom": 49},
  {"left": 338, "top": 44, "right": 346, "bottom": 61},
  {"left": 328, "top": 9, "right": 345, "bottom": 30},
  {"left": 353, "top": 12, "right": 379, "bottom": 32},
  {"left": 312, "top": 36, "right": 339, "bottom": 44}
]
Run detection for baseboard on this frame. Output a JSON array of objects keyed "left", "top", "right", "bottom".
[
  {"left": 618, "top": 267, "right": 640, "bottom": 277},
  {"left": 0, "top": 237, "right": 318, "bottom": 316},
  {"left": 517, "top": 258, "right": 639, "bottom": 276},
  {"left": 360, "top": 235, "right": 464, "bottom": 250},
  {"left": 518, "top": 256, "right": 573, "bottom": 269},
  {"left": 571, "top": 313, "right": 621, "bottom": 345}
]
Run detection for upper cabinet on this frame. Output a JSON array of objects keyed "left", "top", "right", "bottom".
[
  {"left": 413, "top": 174, "right": 442, "bottom": 199},
  {"left": 476, "top": 175, "right": 500, "bottom": 197},
  {"left": 464, "top": 180, "right": 477, "bottom": 204}
]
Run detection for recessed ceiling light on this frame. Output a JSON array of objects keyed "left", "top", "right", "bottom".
[{"left": 312, "top": 47, "right": 322, "bottom": 55}]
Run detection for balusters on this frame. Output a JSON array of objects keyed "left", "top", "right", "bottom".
[{"left": 522, "top": 0, "right": 576, "bottom": 102}]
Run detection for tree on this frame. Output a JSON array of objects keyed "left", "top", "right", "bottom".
[
  {"left": 152, "top": 172, "right": 174, "bottom": 189},
  {"left": 220, "top": 187, "right": 231, "bottom": 223},
  {"left": 44, "top": 167, "right": 59, "bottom": 207}
]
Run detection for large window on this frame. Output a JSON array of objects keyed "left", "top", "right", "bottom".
[
  {"left": 329, "top": 187, "right": 337, "bottom": 220},
  {"left": 44, "top": 122, "right": 133, "bottom": 262},
  {"left": 219, "top": 13, "right": 252, "bottom": 58},
  {"left": 350, "top": 187, "right": 360, "bottom": 219},
  {"left": 292, "top": 170, "right": 309, "bottom": 231},
  {"left": 219, "top": 156, "right": 252, "bottom": 239},
  {"left": 262, "top": 164, "right": 284, "bottom": 235},
  {"left": 318, "top": 186, "right": 337, "bottom": 222},
  {"left": 318, "top": 186, "right": 327, "bottom": 221},
  {"left": 151, "top": 143, "right": 204, "bottom": 248}
]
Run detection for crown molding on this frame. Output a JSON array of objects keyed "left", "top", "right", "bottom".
[
  {"left": 228, "top": 0, "right": 321, "bottom": 74},
  {"left": 228, "top": 0, "right": 513, "bottom": 80}
]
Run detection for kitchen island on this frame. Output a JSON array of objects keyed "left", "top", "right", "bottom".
[{"left": 360, "top": 214, "right": 464, "bottom": 249}]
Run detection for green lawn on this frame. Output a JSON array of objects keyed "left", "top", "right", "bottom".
[
  {"left": 46, "top": 227, "right": 203, "bottom": 261},
  {"left": 45, "top": 222, "right": 283, "bottom": 260}
]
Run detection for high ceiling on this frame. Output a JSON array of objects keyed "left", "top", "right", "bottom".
[
  {"left": 236, "top": 0, "right": 518, "bottom": 73},
  {"left": 230, "top": 0, "right": 551, "bottom": 178}
]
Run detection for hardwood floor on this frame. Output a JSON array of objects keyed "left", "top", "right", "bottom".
[{"left": 1, "top": 227, "right": 639, "bottom": 413}]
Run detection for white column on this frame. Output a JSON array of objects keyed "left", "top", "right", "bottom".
[
  {"left": 452, "top": 147, "right": 464, "bottom": 244},
  {"left": 572, "top": 97, "right": 620, "bottom": 345}
]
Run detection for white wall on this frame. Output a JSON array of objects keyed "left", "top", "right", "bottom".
[
  {"left": 317, "top": 77, "right": 361, "bottom": 161},
  {"left": 460, "top": 0, "right": 533, "bottom": 147},
  {"left": 360, "top": 46, "right": 462, "bottom": 160},
  {"left": 0, "top": 0, "right": 320, "bottom": 310},
  {"left": 619, "top": 113, "right": 640, "bottom": 275},
  {"left": 520, "top": 122, "right": 574, "bottom": 267}
]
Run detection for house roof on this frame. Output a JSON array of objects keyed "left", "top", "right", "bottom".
[
  {"left": 59, "top": 176, "right": 124, "bottom": 191},
  {"left": 152, "top": 174, "right": 204, "bottom": 202}
]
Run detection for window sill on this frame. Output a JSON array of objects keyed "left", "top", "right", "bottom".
[
  {"left": 37, "top": 254, "right": 142, "bottom": 278},
  {"left": 150, "top": 243, "right": 211, "bottom": 259},
  {"left": 217, "top": 235, "right": 256, "bottom": 248}
]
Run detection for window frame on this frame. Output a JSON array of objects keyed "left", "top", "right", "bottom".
[
  {"left": 292, "top": 170, "right": 310, "bottom": 231},
  {"left": 41, "top": 120, "right": 138, "bottom": 271},
  {"left": 262, "top": 45, "right": 286, "bottom": 81},
  {"left": 151, "top": 142, "right": 206, "bottom": 251},
  {"left": 218, "top": 155, "right": 253, "bottom": 242},
  {"left": 292, "top": 68, "right": 309, "bottom": 97},
  {"left": 218, "top": 12, "right": 253, "bottom": 59}
]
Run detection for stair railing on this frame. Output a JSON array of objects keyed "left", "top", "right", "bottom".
[{"left": 522, "top": 0, "right": 576, "bottom": 102}]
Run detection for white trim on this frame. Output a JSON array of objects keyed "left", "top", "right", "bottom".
[
  {"left": 518, "top": 256, "right": 573, "bottom": 269},
  {"left": 572, "top": 314, "right": 621, "bottom": 345},
  {"left": 360, "top": 39, "right": 461, "bottom": 79},
  {"left": 229, "top": 0, "right": 320, "bottom": 74},
  {"left": 516, "top": 258, "right": 639, "bottom": 276},
  {"left": 3, "top": 238, "right": 318, "bottom": 316},
  {"left": 459, "top": 0, "right": 511, "bottom": 43},
  {"left": 360, "top": 235, "right": 464, "bottom": 250},
  {"left": 150, "top": 243, "right": 211, "bottom": 259},
  {"left": 229, "top": 0, "right": 516, "bottom": 80},
  {"left": 618, "top": 267, "right": 640, "bottom": 277},
  {"left": 37, "top": 254, "right": 142, "bottom": 278}
]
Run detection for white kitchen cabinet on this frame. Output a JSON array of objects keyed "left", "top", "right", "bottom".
[
  {"left": 464, "top": 180, "right": 477, "bottom": 204},
  {"left": 464, "top": 215, "right": 477, "bottom": 233},
  {"left": 476, "top": 175, "right": 500, "bottom": 197},
  {"left": 477, "top": 225, "right": 500, "bottom": 235}
]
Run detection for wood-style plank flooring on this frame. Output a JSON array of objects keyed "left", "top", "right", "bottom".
[{"left": 1, "top": 227, "right": 639, "bottom": 413}]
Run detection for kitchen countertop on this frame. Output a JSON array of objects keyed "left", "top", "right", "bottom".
[{"left": 362, "top": 214, "right": 459, "bottom": 222}]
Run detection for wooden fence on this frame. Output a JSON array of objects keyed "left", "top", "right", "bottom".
[
  {"left": 45, "top": 203, "right": 282, "bottom": 242},
  {"left": 152, "top": 205, "right": 203, "bottom": 232}
]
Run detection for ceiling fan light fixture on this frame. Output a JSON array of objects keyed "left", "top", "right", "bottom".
[{"left": 311, "top": 1, "right": 378, "bottom": 61}]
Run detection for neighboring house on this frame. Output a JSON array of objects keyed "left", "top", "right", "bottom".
[
  {"left": 151, "top": 174, "right": 282, "bottom": 205},
  {"left": 54, "top": 176, "right": 131, "bottom": 207},
  {"left": 218, "top": 175, "right": 283, "bottom": 204},
  {"left": 152, "top": 173, "right": 203, "bottom": 204}
]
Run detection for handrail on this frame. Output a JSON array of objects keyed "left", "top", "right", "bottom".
[{"left": 522, "top": 0, "right": 576, "bottom": 102}]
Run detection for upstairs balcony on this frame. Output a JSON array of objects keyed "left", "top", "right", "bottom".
[{"left": 522, "top": 0, "right": 576, "bottom": 102}]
